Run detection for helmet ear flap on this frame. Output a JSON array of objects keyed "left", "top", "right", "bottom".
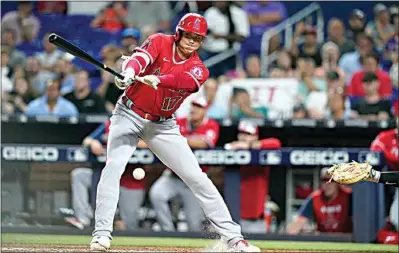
[{"left": 174, "top": 29, "right": 182, "bottom": 42}]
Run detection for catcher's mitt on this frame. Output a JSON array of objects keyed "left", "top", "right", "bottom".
[{"left": 327, "top": 161, "right": 372, "bottom": 184}]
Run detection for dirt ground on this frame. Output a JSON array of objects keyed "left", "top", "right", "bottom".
[{"left": 1, "top": 244, "right": 383, "bottom": 253}]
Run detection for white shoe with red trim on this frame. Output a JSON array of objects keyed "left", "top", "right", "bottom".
[
  {"left": 90, "top": 236, "right": 110, "bottom": 251},
  {"left": 230, "top": 240, "right": 261, "bottom": 252}
]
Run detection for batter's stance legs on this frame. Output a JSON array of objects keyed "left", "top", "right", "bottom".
[
  {"left": 146, "top": 125, "right": 243, "bottom": 244},
  {"left": 91, "top": 113, "right": 140, "bottom": 245}
]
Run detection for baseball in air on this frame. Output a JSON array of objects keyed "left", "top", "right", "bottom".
[{"left": 133, "top": 168, "right": 145, "bottom": 180}]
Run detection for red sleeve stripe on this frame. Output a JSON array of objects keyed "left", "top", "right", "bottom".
[
  {"left": 131, "top": 58, "right": 143, "bottom": 73},
  {"left": 134, "top": 47, "right": 154, "bottom": 64},
  {"left": 184, "top": 71, "right": 200, "bottom": 90}
]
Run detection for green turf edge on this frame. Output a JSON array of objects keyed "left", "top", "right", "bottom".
[{"left": 1, "top": 234, "right": 398, "bottom": 252}]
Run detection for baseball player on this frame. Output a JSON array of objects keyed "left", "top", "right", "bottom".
[
  {"left": 149, "top": 96, "right": 219, "bottom": 232},
  {"left": 59, "top": 121, "right": 146, "bottom": 231},
  {"left": 330, "top": 116, "right": 399, "bottom": 188},
  {"left": 287, "top": 168, "right": 353, "bottom": 234},
  {"left": 224, "top": 121, "right": 282, "bottom": 233},
  {"left": 90, "top": 13, "right": 260, "bottom": 252}
]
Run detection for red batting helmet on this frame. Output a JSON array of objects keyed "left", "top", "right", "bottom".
[{"left": 174, "top": 13, "right": 208, "bottom": 41}]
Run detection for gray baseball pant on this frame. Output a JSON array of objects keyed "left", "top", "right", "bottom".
[{"left": 92, "top": 100, "right": 243, "bottom": 243}]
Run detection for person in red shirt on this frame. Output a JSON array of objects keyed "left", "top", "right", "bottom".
[
  {"left": 224, "top": 121, "right": 282, "bottom": 233},
  {"left": 92, "top": 13, "right": 259, "bottom": 252},
  {"left": 347, "top": 52, "right": 392, "bottom": 101},
  {"left": 149, "top": 96, "right": 219, "bottom": 232},
  {"left": 58, "top": 120, "right": 146, "bottom": 231},
  {"left": 287, "top": 168, "right": 353, "bottom": 234},
  {"left": 90, "top": 2, "right": 127, "bottom": 33}
]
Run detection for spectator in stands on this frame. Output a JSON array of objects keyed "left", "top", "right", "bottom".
[
  {"left": 58, "top": 120, "right": 146, "bottom": 230},
  {"left": 64, "top": 70, "right": 106, "bottom": 114},
  {"left": 202, "top": 1, "right": 249, "bottom": 77},
  {"left": 35, "top": 33, "right": 63, "bottom": 72},
  {"left": 90, "top": 1, "right": 127, "bottom": 33},
  {"left": 270, "top": 50, "right": 295, "bottom": 78},
  {"left": 245, "top": 55, "right": 261, "bottom": 78},
  {"left": 339, "top": 33, "right": 374, "bottom": 84},
  {"left": 26, "top": 78, "right": 79, "bottom": 117},
  {"left": 287, "top": 168, "right": 353, "bottom": 234},
  {"left": 120, "top": 28, "right": 141, "bottom": 55},
  {"left": 327, "top": 19, "right": 355, "bottom": 56},
  {"left": 347, "top": 9, "right": 366, "bottom": 43},
  {"left": 26, "top": 56, "right": 57, "bottom": 95},
  {"left": 325, "top": 72, "right": 348, "bottom": 120},
  {"left": 1, "top": 49, "right": 13, "bottom": 93},
  {"left": 296, "top": 58, "right": 327, "bottom": 106},
  {"left": 242, "top": 1, "right": 287, "bottom": 56},
  {"left": 125, "top": 2, "right": 171, "bottom": 33},
  {"left": 203, "top": 78, "right": 228, "bottom": 120},
  {"left": 150, "top": 97, "right": 218, "bottom": 232},
  {"left": 54, "top": 53, "right": 76, "bottom": 95},
  {"left": 6, "top": 77, "right": 35, "bottom": 114},
  {"left": 224, "top": 121, "right": 282, "bottom": 233},
  {"left": 350, "top": 72, "right": 391, "bottom": 120},
  {"left": 326, "top": 93, "right": 346, "bottom": 120},
  {"left": 347, "top": 53, "right": 392, "bottom": 99},
  {"left": 381, "top": 20, "right": 398, "bottom": 72},
  {"left": 1, "top": 29, "right": 26, "bottom": 68},
  {"left": 37, "top": 1, "right": 68, "bottom": 14},
  {"left": 292, "top": 104, "right": 308, "bottom": 119},
  {"left": 315, "top": 42, "right": 345, "bottom": 83},
  {"left": 366, "top": 4, "right": 396, "bottom": 52},
  {"left": 1, "top": 1, "right": 40, "bottom": 44},
  {"left": 229, "top": 88, "right": 267, "bottom": 119},
  {"left": 290, "top": 23, "right": 322, "bottom": 67},
  {"left": 96, "top": 45, "right": 122, "bottom": 113}
]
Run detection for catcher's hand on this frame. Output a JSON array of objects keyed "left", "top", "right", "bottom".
[{"left": 327, "top": 161, "right": 373, "bottom": 185}]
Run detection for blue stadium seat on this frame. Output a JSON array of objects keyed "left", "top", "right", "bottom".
[{"left": 90, "top": 77, "right": 102, "bottom": 90}]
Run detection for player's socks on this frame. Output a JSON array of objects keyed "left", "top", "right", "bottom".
[{"left": 368, "top": 170, "right": 399, "bottom": 187}]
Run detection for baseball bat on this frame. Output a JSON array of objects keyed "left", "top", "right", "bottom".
[{"left": 48, "top": 33, "right": 125, "bottom": 79}]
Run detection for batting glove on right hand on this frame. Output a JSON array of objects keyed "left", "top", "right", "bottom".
[{"left": 114, "top": 68, "right": 135, "bottom": 90}]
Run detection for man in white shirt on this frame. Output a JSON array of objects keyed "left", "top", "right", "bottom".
[{"left": 202, "top": 1, "right": 249, "bottom": 77}]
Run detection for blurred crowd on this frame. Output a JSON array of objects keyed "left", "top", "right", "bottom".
[{"left": 2, "top": 1, "right": 398, "bottom": 120}]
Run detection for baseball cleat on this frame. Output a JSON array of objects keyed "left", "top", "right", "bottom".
[
  {"left": 90, "top": 236, "right": 110, "bottom": 251},
  {"left": 230, "top": 240, "right": 261, "bottom": 252}
]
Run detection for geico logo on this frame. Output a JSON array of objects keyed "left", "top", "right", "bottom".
[
  {"left": 321, "top": 205, "right": 342, "bottom": 214},
  {"left": 2, "top": 146, "right": 59, "bottom": 161},
  {"left": 290, "top": 150, "right": 349, "bottom": 165},
  {"left": 194, "top": 150, "right": 251, "bottom": 165},
  {"left": 128, "top": 150, "right": 154, "bottom": 164}
]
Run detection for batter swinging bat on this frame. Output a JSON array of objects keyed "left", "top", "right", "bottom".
[{"left": 48, "top": 33, "right": 136, "bottom": 84}]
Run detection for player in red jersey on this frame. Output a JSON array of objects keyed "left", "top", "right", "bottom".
[
  {"left": 287, "top": 168, "right": 353, "bottom": 234},
  {"left": 149, "top": 96, "right": 219, "bottom": 232},
  {"left": 348, "top": 116, "right": 399, "bottom": 187},
  {"left": 90, "top": 13, "right": 260, "bottom": 252},
  {"left": 224, "top": 121, "right": 282, "bottom": 233}
]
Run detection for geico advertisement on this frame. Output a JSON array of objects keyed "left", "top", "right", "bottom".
[
  {"left": 97, "top": 149, "right": 155, "bottom": 164},
  {"left": 290, "top": 150, "right": 350, "bottom": 165},
  {"left": 194, "top": 150, "right": 251, "bottom": 165},
  {"left": 2, "top": 146, "right": 59, "bottom": 161}
]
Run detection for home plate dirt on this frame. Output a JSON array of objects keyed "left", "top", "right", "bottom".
[{"left": 1, "top": 244, "right": 378, "bottom": 253}]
